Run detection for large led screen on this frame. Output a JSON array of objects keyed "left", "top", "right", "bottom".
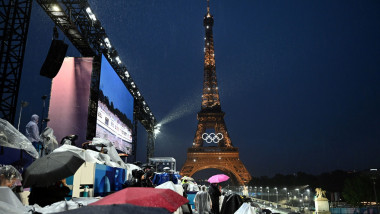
[{"left": 96, "top": 55, "right": 134, "bottom": 154}]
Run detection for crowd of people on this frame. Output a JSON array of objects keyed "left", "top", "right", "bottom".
[{"left": 0, "top": 114, "right": 251, "bottom": 214}]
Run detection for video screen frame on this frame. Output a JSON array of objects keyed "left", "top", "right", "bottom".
[{"left": 94, "top": 54, "right": 134, "bottom": 154}]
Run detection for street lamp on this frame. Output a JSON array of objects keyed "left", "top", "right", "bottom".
[
  {"left": 283, "top": 188, "right": 287, "bottom": 203},
  {"left": 274, "top": 187, "right": 278, "bottom": 204},
  {"left": 40, "top": 95, "right": 48, "bottom": 131},
  {"left": 254, "top": 186, "right": 257, "bottom": 198},
  {"left": 287, "top": 192, "right": 290, "bottom": 204},
  {"left": 266, "top": 186, "right": 270, "bottom": 202},
  {"left": 17, "top": 101, "right": 29, "bottom": 130},
  {"left": 295, "top": 188, "right": 300, "bottom": 199},
  {"left": 260, "top": 186, "right": 263, "bottom": 200},
  {"left": 305, "top": 189, "right": 310, "bottom": 208}
]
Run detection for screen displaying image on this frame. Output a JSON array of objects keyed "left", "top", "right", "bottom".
[{"left": 96, "top": 55, "right": 134, "bottom": 154}]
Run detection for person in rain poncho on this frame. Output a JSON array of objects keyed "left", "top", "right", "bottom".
[
  {"left": 25, "top": 114, "right": 41, "bottom": 154},
  {"left": 40, "top": 127, "right": 58, "bottom": 155},
  {"left": 0, "top": 165, "right": 22, "bottom": 188},
  {"left": 194, "top": 185, "right": 212, "bottom": 214}
]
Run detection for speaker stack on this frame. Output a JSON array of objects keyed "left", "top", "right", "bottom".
[{"left": 40, "top": 39, "right": 68, "bottom": 79}]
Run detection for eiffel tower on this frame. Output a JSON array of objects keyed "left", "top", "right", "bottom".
[{"left": 180, "top": 0, "right": 252, "bottom": 185}]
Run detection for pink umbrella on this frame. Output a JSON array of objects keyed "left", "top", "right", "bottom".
[{"left": 208, "top": 174, "right": 230, "bottom": 183}]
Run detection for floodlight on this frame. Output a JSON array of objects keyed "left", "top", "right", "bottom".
[
  {"left": 115, "top": 56, "right": 121, "bottom": 64},
  {"left": 85, "top": 7, "right": 97, "bottom": 21},
  {"left": 51, "top": 4, "right": 60, "bottom": 12},
  {"left": 104, "top": 37, "right": 111, "bottom": 48}
]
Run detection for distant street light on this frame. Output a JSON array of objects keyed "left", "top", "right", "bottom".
[
  {"left": 283, "top": 188, "right": 287, "bottom": 203},
  {"left": 295, "top": 188, "right": 300, "bottom": 199},
  {"left": 274, "top": 187, "right": 278, "bottom": 204},
  {"left": 266, "top": 186, "right": 270, "bottom": 201},
  {"left": 260, "top": 186, "right": 263, "bottom": 200}
]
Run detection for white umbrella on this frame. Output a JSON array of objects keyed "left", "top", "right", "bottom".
[{"left": 0, "top": 118, "right": 39, "bottom": 159}]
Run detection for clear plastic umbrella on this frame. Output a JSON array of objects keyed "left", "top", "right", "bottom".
[{"left": 0, "top": 118, "right": 39, "bottom": 159}]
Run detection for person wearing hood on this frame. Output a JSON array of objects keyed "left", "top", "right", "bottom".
[
  {"left": 208, "top": 183, "right": 222, "bottom": 214},
  {"left": 25, "top": 114, "right": 41, "bottom": 155},
  {"left": 194, "top": 185, "right": 212, "bottom": 214}
]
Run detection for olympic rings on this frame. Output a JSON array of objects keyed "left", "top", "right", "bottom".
[{"left": 202, "top": 133, "right": 223, "bottom": 143}]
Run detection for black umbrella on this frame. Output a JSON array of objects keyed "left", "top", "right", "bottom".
[
  {"left": 57, "top": 203, "right": 170, "bottom": 214},
  {"left": 23, "top": 151, "right": 84, "bottom": 187}
]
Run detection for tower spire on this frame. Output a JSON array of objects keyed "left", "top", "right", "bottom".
[{"left": 201, "top": 0, "right": 220, "bottom": 111}]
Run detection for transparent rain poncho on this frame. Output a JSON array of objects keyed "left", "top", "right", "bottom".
[
  {"left": 0, "top": 165, "right": 22, "bottom": 185},
  {"left": 0, "top": 118, "right": 39, "bottom": 159},
  {"left": 40, "top": 127, "right": 58, "bottom": 155},
  {"left": 194, "top": 190, "right": 212, "bottom": 214},
  {"left": 52, "top": 138, "right": 139, "bottom": 180},
  {"left": 91, "top": 137, "right": 124, "bottom": 165},
  {"left": 234, "top": 203, "right": 257, "bottom": 214}
]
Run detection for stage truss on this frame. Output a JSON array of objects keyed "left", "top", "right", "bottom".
[
  {"left": 0, "top": 0, "right": 33, "bottom": 123},
  {"left": 0, "top": 0, "right": 157, "bottom": 161}
]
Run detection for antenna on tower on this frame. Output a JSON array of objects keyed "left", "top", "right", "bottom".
[{"left": 207, "top": 0, "right": 210, "bottom": 13}]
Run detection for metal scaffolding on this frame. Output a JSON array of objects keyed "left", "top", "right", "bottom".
[{"left": 0, "top": 0, "right": 33, "bottom": 124}]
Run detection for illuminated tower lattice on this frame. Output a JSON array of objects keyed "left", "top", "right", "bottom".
[{"left": 180, "top": 0, "right": 252, "bottom": 185}]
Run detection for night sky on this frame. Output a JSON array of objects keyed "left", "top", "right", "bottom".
[{"left": 16, "top": 0, "right": 380, "bottom": 177}]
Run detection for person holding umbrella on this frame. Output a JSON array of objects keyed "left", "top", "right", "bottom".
[
  {"left": 208, "top": 183, "right": 221, "bottom": 214},
  {"left": 28, "top": 179, "right": 70, "bottom": 207},
  {"left": 207, "top": 174, "right": 229, "bottom": 214}
]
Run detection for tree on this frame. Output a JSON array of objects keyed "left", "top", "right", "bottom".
[{"left": 342, "top": 175, "right": 373, "bottom": 207}]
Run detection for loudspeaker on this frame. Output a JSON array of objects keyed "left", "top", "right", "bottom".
[{"left": 40, "top": 39, "right": 68, "bottom": 79}]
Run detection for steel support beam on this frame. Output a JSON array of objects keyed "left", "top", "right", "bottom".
[{"left": 0, "top": 0, "right": 33, "bottom": 123}]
